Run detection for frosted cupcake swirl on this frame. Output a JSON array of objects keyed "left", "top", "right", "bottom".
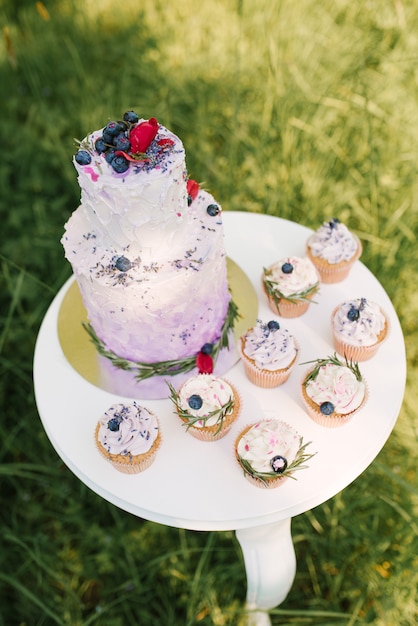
[
  {"left": 178, "top": 374, "right": 234, "bottom": 427},
  {"left": 332, "top": 298, "right": 386, "bottom": 346},
  {"left": 305, "top": 363, "right": 365, "bottom": 414},
  {"left": 98, "top": 403, "right": 159, "bottom": 456},
  {"left": 242, "top": 320, "right": 298, "bottom": 371},
  {"left": 237, "top": 420, "right": 301, "bottom": 475},
  {"left": 308, "top": 219, "right": 358, "bottom": 263},
  {"left": 265, "top": 257, "right": 319, "bottom": 297}
]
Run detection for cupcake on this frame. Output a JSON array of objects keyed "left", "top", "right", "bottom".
[
  {"left": 331, "top": 297, "right": 389, "bottom": 361},
  {"left": 95, "top": 402, "right": 161, "bottom": 473},
  {"left": 262, "top": 256, "right": 320, "bottom": 318},
  {"left": 301, "top": 354, "right": 367, "bottom": 428},
  {"left": 306, "top": 218, "right": 362, "bottom": 283},
  {"left": 235, "top": 419, "right": 315, "bottom": 489},
  {"left": 168, "top": 374, "right": 241, "bottom": 441},
  {"left": 239, "top": 319, "right": 299, "bottom": 388}
]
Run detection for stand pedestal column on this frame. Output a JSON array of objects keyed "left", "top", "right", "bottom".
[{"left": 236, "top": 518, "right": 296, "bottom": 626}]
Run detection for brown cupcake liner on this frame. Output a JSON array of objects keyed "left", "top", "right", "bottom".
[
  {"left": 239, "top": 334, "right": 299, "bottom": 388},
  {"left": 331, "top": 305, "right": 390, "bottom": 362},
  {"left": 234, "top": 422, "right": 293, "bottom": 489},
  {"left": 95, "top": 415, "right": 161, "bottom": 473},
  {"left": 179, "top": 380, "right": 241, "bottom": 442},
  {"left": 300, "top": 369, "right": 368, "bottom": 428},
  {"left": 306, "top": 236, "right": 362, "bottom": 284}
]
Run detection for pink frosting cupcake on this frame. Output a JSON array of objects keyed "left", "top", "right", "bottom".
[
  {"left": 239, "top": 319, "right": 299, "bottom": 387},
  {"left": 235, "top": 419, "right": 315, "bottom": 489},
  {"left": 301, "top": 354, "right": 367, "bottom": 428},
  {"left": 331, "top": 297, "right": 389, "bottom": 361},
  {"left": 306, "top": 218, "right": 362, "bottom": 283},
  {"left": 168, "top": 374, "right": 241, "bottom": 441},
  {"left": 262, "top": 257, "right": 320, "bottom": 318}
]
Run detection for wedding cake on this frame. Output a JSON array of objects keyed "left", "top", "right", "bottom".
[{"left": 61, "top": 111, "right": 238, "bottom": 398}]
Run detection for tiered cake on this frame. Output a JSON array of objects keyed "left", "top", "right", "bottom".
[{"left": 62, "top": 112, "right": 238, "bottom": 398}]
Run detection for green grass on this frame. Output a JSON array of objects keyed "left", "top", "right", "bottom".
[{"left": 1, "top": 0, "right": 418, "bottom": 624}]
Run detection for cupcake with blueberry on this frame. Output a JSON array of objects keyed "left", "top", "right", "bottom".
[
  {"left": 95, "top": 402, "right": 161, "bottom": 473},
  {"left": 331, "top": 297, "right": 389, "bottom": 361},
  {"left": 239, "top": 319, "right": 299, "bottom": 388},
  {"left": 235, "top": 419, "right": 315, "bottom": 489},
  {"left": 168, "top": 374, "right": 241, "bottom": 441},
  {"left": 262, "top": 257, "right": 320, "bottom": 318},
  {"left": 306, "top": 218, "right": 362, "bottom": 283},
  {"left": 301, "top": 354, "right": 367, "bottom": 428}
]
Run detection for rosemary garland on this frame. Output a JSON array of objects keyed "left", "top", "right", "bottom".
[
  {"left": 237, "top": 438, "right": 315, "bottom": 487},
  {"left": 82, "top": 298, "right": 240, "bottom": 382},
  {"left": 167, "top": 382, "right": 234, "bottom": 434},
  {"left": 302, "top": 353, "right": 362, "bottom": 385},
  {"left": 262, "top": 269, "right": 319, "bottom": 306}
]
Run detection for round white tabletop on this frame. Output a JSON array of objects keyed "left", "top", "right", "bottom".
[{"left": 33, "top": 211, "right": 406, "bottom": 533}]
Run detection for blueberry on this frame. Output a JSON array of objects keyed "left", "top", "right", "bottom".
[
  {"left": 201, "top": 343, "right": 213, "bottom": 355},
  {"left": 207, "top": 204, "right": 220, "bottom": 217},
  {"left": 115, "top": 256, "right": 131, "bottom": 272},
  {"left": 347, "top": 307, "right": 360, "bottom": 322},
  {"left": 267, "top": 320, "right": 280, "bottom": 331},
  {"left": 114, "top": 134, "right": 131, "bottom": 152},
  {"left": 123, "top": 110, "right": 139, "bottom": 124},
  {"left": 329, "top": 218, "right": 340, "bottom": 229},
  {"left": 281, "top": 262, "right": 293, "bottom": 274},
  {"left": 111, "top": 155, "right": 129, "bottom": 173},
  {"left": 105, "top": 149, "right": 116, "bottom": 164},
  {"left": 270, "top": 455, "right": 288, "bottom": 474},
  {"left": 104, "top": 121, "right": 124, "bottom": 137},
  {"left": 188, "top": 395, "right": 203, "bottom": 410},
  {"left": 75, "top": 150, "right": 92, "bottom": 165},
  {"left": 95, "top": 138, "right": 107, "bottom": 154},
  {"left": 320, "top": 401, "right": 335, "bottom": 415},
  {"left": 187, "top": 194, "right": 193, "bottom": 206},
  {"left": 102, "top": 130, "right": 115, "bottom": 144},
  {"left": 107, "top": 417, "right": 121, "bottom": 431}
]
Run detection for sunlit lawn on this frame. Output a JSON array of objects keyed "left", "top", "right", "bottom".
[{"left": 1, "top": 0, "right": 417, "bottom": 624}]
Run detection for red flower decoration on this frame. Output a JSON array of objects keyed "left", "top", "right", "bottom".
[
  {"left": 129, "top": 117, "right": 159, "bottom": 153},
  {"left": 187, "top": 179, "right": 200, "bottom": 201},
  {"left": 196, "top": 351, "right": 213, "bottom": 374}
]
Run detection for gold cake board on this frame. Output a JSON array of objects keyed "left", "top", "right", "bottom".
[{"left": 57, "top": 258, "right": 258, "bottom": 392}]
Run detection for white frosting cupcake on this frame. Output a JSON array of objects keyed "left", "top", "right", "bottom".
[
  {"left": 96, "top": 402, "right": 160, "bottom": 473},
  {"left": 262, "top": 257, "right": 319, "bottom": 318},
  {"left": 306, "top": 219, "right": 362, "bottom": 283},
  {"left": 169, "top": 374, "right": 240, "bottom": 441},
  {"left": 331, "top": 298, "right": 389, "bottom": 361},
  {"left": 239, "top": 320, "right": 299, "bottom": 387},
  {"left": 301, "top": 355, "right": 367, "bottom": 428},
  {"left": 235, "top": 419, "right": 314, "bottom": 488}
]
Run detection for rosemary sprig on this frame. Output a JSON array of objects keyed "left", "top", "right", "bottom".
[
  {"left": 262, "top": 269, "right": 319, "bottom": 305},
  {"left": 301, "top": 353, "right": 362, "bottom": 385},
  {"left": 82, "top": 298, "right": 240, "bottom": 381},
  {"left": 168, "top": 382, "right": 234, "bottom": 434},
  {"left": 237, "top": 438, "right": 315, "bottom": 487}
]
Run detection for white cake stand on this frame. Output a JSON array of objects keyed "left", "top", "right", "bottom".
[{"left": 33, "top": 212, "right": 406, "bottom": 626}]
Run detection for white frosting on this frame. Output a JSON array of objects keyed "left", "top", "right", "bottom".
[
  {"left": 308, "top": 220, "right": 358, "bottom": 263},
  {"left": 237, "top": 420, "right": 300, "bottom": 474},
  {"left": 305, "top": 363, "right": 365, "bottom": 414},
  {"left": 264, "top": 257, "right": 319, "bottom": 298},
  {"left": 61, "top": 117, "right": 232, "bottom": 368},
  {"left": 98, "top": 403, "right": 158, "bottom": 456},
  {"left": 179, "top": 374, "right": 234, "bottom": 427},
  {"left": 72, "top": 124, "right": 188, "bottom": 256},
  {"left": 332, "top": 298, "right": 386, "bottom": 346},
  {"left": 243, "top": 321, "right": 297, "bottom": 371}
]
